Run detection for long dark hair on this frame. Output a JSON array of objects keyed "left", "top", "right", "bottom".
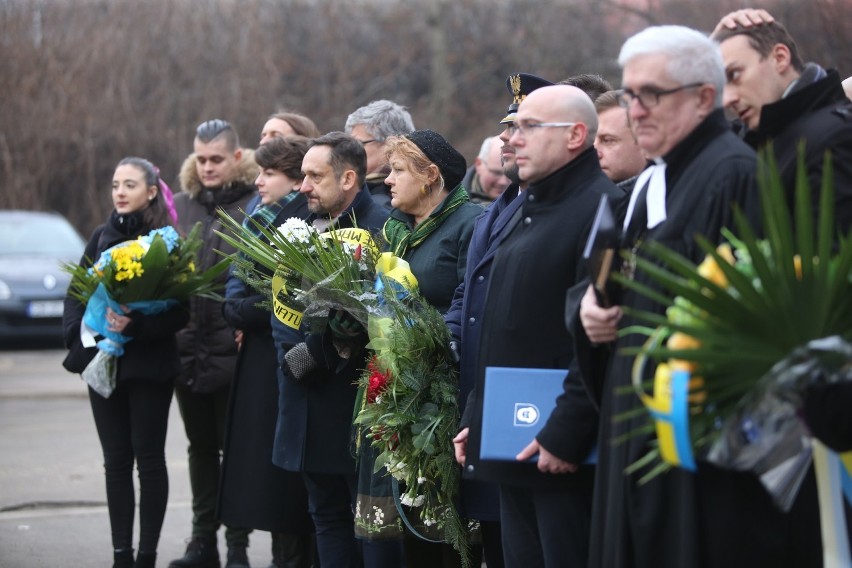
[{"left": 116, "top": 157, "right": 171, "bottom": 229}]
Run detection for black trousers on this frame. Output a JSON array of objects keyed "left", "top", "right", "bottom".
[
  {"left": 499, "top": 484, "right": 592, "bottom": 568},
  {"left": 174, "top": 385, "right": 251, "bottom": 546},
  {"left": 89, "top": 378, "right": 173, "bottom": 553}
]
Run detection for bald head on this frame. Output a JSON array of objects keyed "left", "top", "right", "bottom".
[
  {"left": 509, "top": 85, "right": 600, "bottom": 183},
  {"left": 523, "top": 85, "right": 599, "bottom": 149}
]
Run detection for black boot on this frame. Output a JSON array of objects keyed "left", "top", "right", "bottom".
[
  {"left": 225, "top": 544, "right": 250, "bottom": 568},
  {"left": 167, "top": 537, "right": 220, "bottom": 568},
  {"left": 134, "top": 551, "right": 157, "bottom": 568},
  {"left": 276, "top": 534, "right": 312, "bottom": 568},
  {"left": 114, "top": 548, "right": 135, "bottom": 568},
  {"left": 268, "top": 533, "right": 283, "bottom": 568}
]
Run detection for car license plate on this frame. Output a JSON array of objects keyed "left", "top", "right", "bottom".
[{"left": 28, "top": 300, "right": 64, "bottom": 318}]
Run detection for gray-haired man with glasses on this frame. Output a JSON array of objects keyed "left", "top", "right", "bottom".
[{"left": 573, "top": 26, "right": 767, "bottom": 568}]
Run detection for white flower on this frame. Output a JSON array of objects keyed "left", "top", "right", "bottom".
[
  {"left": 417, "top": 476, "right": 427, "bottom": 485},
  {"left": 413, "top": 494, "right": 425, "bottom": 507},
  {"left": 372, "top": 506, "right": 385, "bottom": 525},
  {"left": 375, "top": 395, "right": 383, "bottom": 404},
  {"left": 400, "top": 494, "right": 414, "bottom": 506},
  {"left": 277, "top": 218, "right": 315, "bottom": 243}
]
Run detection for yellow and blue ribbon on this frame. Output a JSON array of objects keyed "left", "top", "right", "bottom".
[{"left": 632, "top": 330, "right": 696, "bottom": 471}]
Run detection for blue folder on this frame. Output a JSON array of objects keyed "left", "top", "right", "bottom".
[{"left": 480, "top": 366, "right": 597, "bottom": 464}]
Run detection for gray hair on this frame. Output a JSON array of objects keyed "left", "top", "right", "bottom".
[
  {"left": 477, "top": 136, "right": 497, "bottom": 161},
  {"left": 618, "top": 25, "right": 724, "bottom": 108},
  {"left": 344, "top": 100, "right": 415, "bottom": 142}
]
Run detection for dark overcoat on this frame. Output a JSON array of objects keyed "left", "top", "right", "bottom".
[
  {"left": 445, "top": 185, "right": 523, "bottom": 520},
  {"left": 461, "top": 147, "right": 625, "bottom": 490},
  {"left": 217, "top": 193, "right": 313, "bottom": 533},
  {"left": 272, "top": 188, "right": 390, "bottom": 474}
]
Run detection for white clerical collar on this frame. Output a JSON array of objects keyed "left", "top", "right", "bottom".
[{"left": 622, "top": 158, "right": 667, "bottom": 232}]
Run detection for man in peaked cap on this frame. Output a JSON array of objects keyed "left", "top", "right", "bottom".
[{"left": 449, "top": 71, "right": 553, "bottom": 568}]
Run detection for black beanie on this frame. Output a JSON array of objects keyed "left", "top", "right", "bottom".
[{"left": 405, "top": 129, "right": 467, "bottom": 192}]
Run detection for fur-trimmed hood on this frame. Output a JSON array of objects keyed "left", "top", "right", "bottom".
[{"left": 178, "top": 148, "right": 259, "bottom": 198}]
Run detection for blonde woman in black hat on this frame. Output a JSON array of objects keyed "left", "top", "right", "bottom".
[{"left": 354, "top": 130, "right": 482, "bottom": 568}]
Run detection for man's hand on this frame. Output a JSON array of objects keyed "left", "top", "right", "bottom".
[
  {"left": 453, "top": 427, "right": 469, "bottom": 466},
  {"left": 234, "top": 329, "right": 244, "bottom": 351},
  {"left": 516, "top": 439, "right": 578, "bottom": 474},
  {"left": 714, "top": 8, "right": 774, "bottom": 35},
  {"left": 580, "top": 284, "right": 622, "bottom": 344}
]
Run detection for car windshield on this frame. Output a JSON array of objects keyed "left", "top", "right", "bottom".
[{"left": 0, "top": 214, "right": 85, "bottom": 257}]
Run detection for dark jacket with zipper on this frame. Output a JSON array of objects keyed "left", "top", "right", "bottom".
[{"left": 172, "top": 150, "right": 258, "bottom": 393}]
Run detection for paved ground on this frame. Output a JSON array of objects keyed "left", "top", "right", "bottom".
[{"left": 0, "top": 347, "right": 273, "bottom": 568}]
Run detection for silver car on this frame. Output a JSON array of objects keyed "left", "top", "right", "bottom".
[{"left": 0, "top": 210, "right": 86, "bottom": 341}]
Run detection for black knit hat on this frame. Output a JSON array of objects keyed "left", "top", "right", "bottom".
[{"left": 405, "top": 129, "right": 467, "bottom": 192}]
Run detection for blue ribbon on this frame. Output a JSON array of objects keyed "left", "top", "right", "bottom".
[{"left": 82, "top": 282, "right": 177, "bottom": 356}]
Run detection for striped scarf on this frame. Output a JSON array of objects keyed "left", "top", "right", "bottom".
[
  {"left": 383, "top": 183, "right": 470, "bottom": 258},
  {"left": 243, "top": 192, "right": 299, "bottom": 237}
]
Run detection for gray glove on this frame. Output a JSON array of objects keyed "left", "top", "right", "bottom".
[{"left": 283, "top": 342, "right": 318, "bottom": 382}]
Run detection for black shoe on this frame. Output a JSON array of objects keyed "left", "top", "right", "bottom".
[
  {"left": 168, "top": 537, "right": 220, "bottom": 568},
  {"left": 225, "top": 544, "right": 250, "bottom": 568},
  {"left": 134, "top": 551, "right": 157, "bottom": 568},
  {"left": 114, "top": 548, "right": 135, "bottom": 568},
  {"left": 275, "top": 533, "right": 312, "bottom": 568}
]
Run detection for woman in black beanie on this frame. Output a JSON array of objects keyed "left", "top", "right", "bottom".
[{"left": 354, "top": 130, "right": 482, "bottom": 568}]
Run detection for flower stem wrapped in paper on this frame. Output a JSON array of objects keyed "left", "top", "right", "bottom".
[
  {"left": 62, "top": 224, "right": 229, "bottom": 397},
  {"left": 613, "top": 148, "right": 852, "bottom": 564},
  {"left": 354, "top": 287, "right": 470, "bottom": 566}
]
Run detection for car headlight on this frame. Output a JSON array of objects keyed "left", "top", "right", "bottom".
[{"left": 0, "top": 278, "right": 10, "bottom": 300}]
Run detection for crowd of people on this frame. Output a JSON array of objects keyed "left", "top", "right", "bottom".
[{"left": 62, "top": 7, "right": 852, "bottom": 568}]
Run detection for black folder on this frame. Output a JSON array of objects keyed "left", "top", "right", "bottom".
[{"left": 582, "top": 194, "right": 619, "bottom": 307}]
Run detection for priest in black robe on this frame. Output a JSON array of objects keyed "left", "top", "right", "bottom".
[{"left": 572, "top": 25, "right": 822, "bottom": 567}]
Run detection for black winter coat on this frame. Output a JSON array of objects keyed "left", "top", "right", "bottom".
[
  {"left": 750, "top": 68, "right": 852, "bottom": 237},
  {"left": 461, "top": 147, "right": 625, "bottom": 490},
  {"left": 172, "top": 152, "right": 258, "bottom": 393},
  {"left": 62, "top": 211, "right": 189, "bottom": 382},
  {"left": 217, "top": 193, "right": 313, "bottom": 533}
]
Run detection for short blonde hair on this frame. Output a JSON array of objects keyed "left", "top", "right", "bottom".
[{"left": 384, "top": 136, "right": 445, "bottom": 191}]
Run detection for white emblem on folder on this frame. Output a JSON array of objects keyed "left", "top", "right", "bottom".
[{"left": 514, "top": 403, "right": 540, "bottom": 426}]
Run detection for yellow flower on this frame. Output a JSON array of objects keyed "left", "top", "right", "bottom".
[
  {"left": 188, "top": 261, "right": 196, "bottom": 272},
  {"left": 793, "top": 255, "right": 802, "bottom": 280},
  {"left": 668, "top": 331, "right": 701, "bottom": 373},
  {"left": 697, "top": 244, "right": 734, "bottom": 288}
]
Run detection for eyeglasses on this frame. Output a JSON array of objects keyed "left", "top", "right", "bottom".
[
  {"left": 616, "top": 83, "right": 704, "bottom": 109},
  {"left": 356, "top": 139, "right": 377, "bottom": 146},
  {"left": 508, "top": 121, "right": 576, "bottom": 137}
]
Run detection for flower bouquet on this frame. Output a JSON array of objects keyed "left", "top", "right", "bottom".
[
  {"left": 354, "top": 289, "right": 470, "bottom": 566},
  {"left": 217, "top": 213, "right": 417, "bottom": 331},
  {"left": 63, "top": 224, "right": 229, "bottom": 396},
  {"left": 614, "top": 150, "right": 852, "bottom": 563}
]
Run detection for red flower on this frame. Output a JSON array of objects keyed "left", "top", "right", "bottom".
[
  {"left": 366, "top": 356, "right": 390, "bottom": 403},
  {"left": 353, "top": 244, "right": 362, "bottom": 261}
]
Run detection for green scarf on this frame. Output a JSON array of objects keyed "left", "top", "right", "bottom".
[{"left": 382, "top": 183, "right": 470, "bottom": 258}]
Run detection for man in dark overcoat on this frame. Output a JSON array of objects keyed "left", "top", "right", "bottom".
[
  {"left": 270, "top": 132, "right": 390, "bottom": 568},
  {"left": 456, "top": 84, "right": 624, "bottom": 567},
  {"left": 713, "top": 11, "right": 852, "bottom": 236}
]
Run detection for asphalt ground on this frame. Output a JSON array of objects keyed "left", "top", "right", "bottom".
[{"left": 0, "top": 347, "right": 273, "bottom": 568}]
